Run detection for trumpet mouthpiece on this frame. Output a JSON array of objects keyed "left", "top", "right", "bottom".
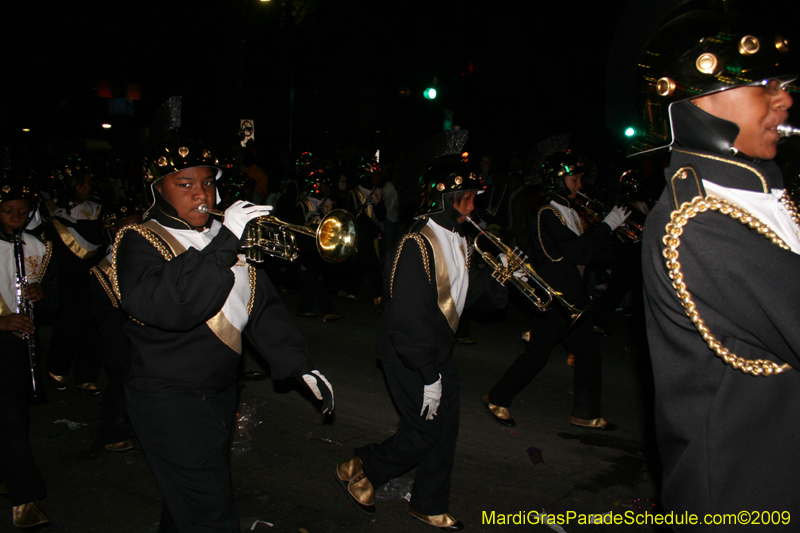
[
  {"left": 198, "top": 204, "right": 224, "bottom": 216},
  {"left": 777, "top": 124, "right": 800, "bottom": 138}
]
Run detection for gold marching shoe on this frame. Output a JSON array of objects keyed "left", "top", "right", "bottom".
[
  {"left": 335, "top": 457, "right": 375, "bottom": 514},
  {"left": 47, "top": 372, "right": 67, "bottom": 392},
  {"left": 104, "top": 440, "right": 134, "bottom": 454},
  {"left": 12, "top": 502, "right": 50, "bottom": 532},
  {"left": 75, "top": 383, "right": 101, "bottom": 396},
  {"left": 409, "top": 509, "right": 464, "bottom": 531},
  {"left": 482, "top": 395, "right": 516, "bottom": 427},
  {"left": 322, "top": 312, "right": 344, "bottom": 323},
  {"left": 569, "top": 416, "right": 617, "bottom": 431}
]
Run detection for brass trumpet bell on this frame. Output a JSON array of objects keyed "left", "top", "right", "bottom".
[{"left": 241, "top": 209, "right": 357, "bottom": 264}]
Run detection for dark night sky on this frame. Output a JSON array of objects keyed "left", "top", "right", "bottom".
[{"left": 3, "top": 0, "right": 800, "bottom": 167}]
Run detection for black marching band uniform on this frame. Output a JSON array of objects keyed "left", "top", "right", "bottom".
[
  {"left": 112, "top": 137, "right": 333, "bottom": 532},
  {"left": 0, "top": 173, "right": 57, "bottom": 532},
  {"left": 87, "top": 198, "right": 144, "bottom": 453},
  {"left": 336, "top": 132, "right": 507, "bottom": 531},
  {"left": 44, "top": 157, "right": 105, "bottom": 394},
  {"left": 341, "top": 155, "right": 384, "bottom": 303},
  {"left": 483, "top": 150, "right": 628, "bottom": 429},
  {"left": 636, "top": 10, "right": 800, "bottom": 528}
]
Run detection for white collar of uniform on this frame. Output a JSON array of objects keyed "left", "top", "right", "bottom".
[
  {"left": 69, "top": 200, "right": 101, "bottom": 221},
  {"left": 703, "top": 180, "right": 800, "bottom": 255},
  {"left": 549, "top": 199, "right": 583, "bottom": 236},
  {"left": 161, "top": 220, "right": 223, "bottom": 251}
]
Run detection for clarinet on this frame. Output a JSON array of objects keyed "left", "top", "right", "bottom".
[{"left": 12, "top": 231, "right": 41, "bottom": 400}]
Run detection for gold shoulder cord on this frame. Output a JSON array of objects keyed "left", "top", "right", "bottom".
[
  {"left": 538, "top": 206, "right": 565, "bottom": 262},
  {"left": 89, "top": 267, "right": 119, "bottom": 308},
  {"left": 39, "top": 240, "right": 53, "bottom": 280},
  {"left": 110, "top": 225, "right": 173, "bottom": 326},
  {"left": 112, "top": 225, "right": 257, "bottom": 318},
  {"left": 663, "top": 194, "right": 794, "bottom": 376},
  {"left": 389, "top": 234, "right": 431, "bottom": 298},
  {"left": 247, "top": 265, "right": 256, "bottom": 315}
]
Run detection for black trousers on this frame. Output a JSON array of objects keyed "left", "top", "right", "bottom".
[
  {"left": 100, "top": 336, "right": 132, "bottom": 445},
  {"left": 488, "top": 309, "right": 602, "bottom": 420},
  {"left": 297, "top": 258, "right": 336, "bottom": 316},
  {"left": 592, "top": 242, "right": 642, "bottom": 331},
  {"left": 357, "top": 359, "right": 460, "bottom": 516},
  {"left": 127, "top": 386, "right": 239, "bottom": 533},
  {"left": 0, "top": 335, "right": 47, "bottom": 505},
  {"left": 48, "top": 283, "right": 103, "bottom": 382},
  {"left": 342, "top": 234, "right": 383, "bottom": 299}
]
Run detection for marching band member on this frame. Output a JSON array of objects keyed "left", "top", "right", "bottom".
[
  {"left": 44, "top": 156, "right": 104, "bottom": 394},
  {"left": 88, "top": 198, "right": 144, "bottom": 454},
  {"left": 0, "top": 172, "right": 58, "bottom": 532},
  {"left": 340, "top": 154, "right": 384, "bottom": 304},
  {"left": 635, "top": 7, "right": 800, "bottom": 523},
  {"left": 336, "top": 132, "right": 506, "bottom": 531},
  {"left": 113, "top": 134, "right": 334, "bottom": 532},
  {"left": 482, "top": 150, "right": 628, "bottom": 430}
]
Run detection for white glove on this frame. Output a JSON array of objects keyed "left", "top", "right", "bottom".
[
  {"left": 499, "top": 253, "right": 529, "bottom": 282},
  {"left": 602, "top": 206, "right": 631, "bottom": 231},
  {"left": 420, "top": 375, "right": 442, "bottom": 420},
  {"left": 301, "top": 370, "right": 334, "bottom": 414},
  {"left": 499, "top": 253, "right": 509, "bottom": 269},
  {"left": 223, "top": 200, "right": 273, "bottom": 239}
]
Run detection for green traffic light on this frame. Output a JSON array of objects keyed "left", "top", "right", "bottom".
[
  {"left": 423, "top": 88, "right": 437, "bottom": 100},
  {"left": 624, "top": 127, "right": 636, "bottom": 137}
]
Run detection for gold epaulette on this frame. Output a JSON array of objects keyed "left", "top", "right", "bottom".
[
  {"left": 663, "top": 194, "right": 793, "bottom": 376},
  {"left": 389, "top": 233, "right": 431, "bottom": 298},
  {"left": 537, "top": 205, "right": 564, "bottom": 262}
]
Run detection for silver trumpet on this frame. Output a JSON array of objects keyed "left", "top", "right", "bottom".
[
  {"left": 465, "top": 216, "right": 587, "bottom": 327},
  {"left": 777, "top": 124, "right": 800, "bottom": 137},
  {"left": 199, "top": 204, "right": 357, "bottom": 263}
]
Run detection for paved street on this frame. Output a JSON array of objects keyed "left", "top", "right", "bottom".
[{"left": 18, "top": 279, "right": 665, "bottom": 533}]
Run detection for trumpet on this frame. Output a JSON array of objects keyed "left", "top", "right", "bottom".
[
  {"left": 575, "top": 191, "right": 645, "bottom": 243},
  {"left": 778, "top": 124, "right": 800, "bottom": 137},
  {"left": 199, "top": 204, "right": 357, "bottom": 263},
  {"left": 465, "top": 216, "right": 587, "bottom": 327}
]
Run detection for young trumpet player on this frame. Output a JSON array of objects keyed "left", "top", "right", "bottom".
[
  {"left": 0, "top": 171, "right": 58, "bottom": 532},
  {"left": 335, "top": 131, "right": 507, "bottom": 531},
  {"left": 482, "top": 149, "right": 629, "bottom": 430},
  {"left": 112, "top": 132, "right": 334, "bottom": 533}
]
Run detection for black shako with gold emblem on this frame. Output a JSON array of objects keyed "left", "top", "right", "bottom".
[{"left": 632, "top": 10, "right": 798, "bottom": 154}]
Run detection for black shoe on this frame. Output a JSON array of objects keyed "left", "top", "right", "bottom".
[
  {"left": 482, "top": 395, "right": 515, "bottom": 427},
  {"left": 409, "top": 509, "right": 464, "bottom": 531}
]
